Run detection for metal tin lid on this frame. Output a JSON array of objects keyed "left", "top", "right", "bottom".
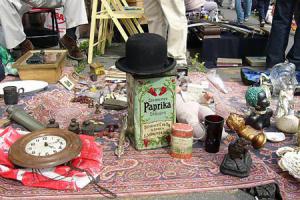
[{"left": 172, "top": 123, "right": 193, "bottom": 137}]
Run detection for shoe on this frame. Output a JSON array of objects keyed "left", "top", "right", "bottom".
[
  {"left": 59, "top": 35, "right": 84, "bottom": 61},
  {"left": 244, "top": 17, "right": 249, "bottom": 22},
  {"left": 175, "top": 62, "right": 188, "bottom": 77},
  {"left": 260, "top": 19, "right": 265, "bottom": 27},
  {"left": 235, "top": 20, "right": 244, "bottom": 25},
  {"left": 19, "top": 39, "right": 34, "bottom": 56}
]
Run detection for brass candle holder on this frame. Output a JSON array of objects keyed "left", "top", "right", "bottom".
[{"left": 226, "top": 113, "right": 266, "bottom": 149}]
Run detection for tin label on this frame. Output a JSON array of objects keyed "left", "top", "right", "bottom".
[
  {"left": 171, "top": 136, "right": 193, "bottom": 158},
  {"left": 142, "top": 121, "right": 172, "bottom": 139}
]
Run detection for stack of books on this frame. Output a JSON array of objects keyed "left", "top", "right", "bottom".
[
  {"left": 217, "top": 58, "right": 243, "bottom": 67},
  {"left": 198, "top": 25, "right": 221, "bottom": 39},
  {"left": 245, "top": 57, "right": 266, "bottom": 67}
]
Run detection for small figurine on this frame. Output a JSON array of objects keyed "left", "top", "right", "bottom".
[
  {"left": 68, "top": 122, "right": 80, "bottom": 134},
  {"left": 88, "top": 100, "right": 94, "bottom": 108},
  {"left": 90, "top": 73, "right": 98, "bottom": 82},
  {"left": 245, "top": 87, "right": 273, "bottom": 130},
  {"left": 46, "top": 118, "right": 59, "bottom": 128},
  {"left": 275, "top": 85, "right": 295, "bottom": 119},
  {"left": 95, "top": 104, "right": 101, "bottom": 114},
  {"left": 71, "top": 118, "right": 80, "bottom": 127},
  {"left": 220, "top": 138, "right": 252, "bottom": 178},
  {"left": 81, "top": 120, "right": 95, "bottom": 136}
]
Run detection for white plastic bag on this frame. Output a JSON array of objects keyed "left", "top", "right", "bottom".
[
  {"left": 206, "top": 69, "right": 228, "bottom": 94},
  {"left": 44, "top": 7, "right": 66, "bottom": 37}
]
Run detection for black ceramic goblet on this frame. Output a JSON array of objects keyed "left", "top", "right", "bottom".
[{"left": 204, "top": 115, "right": 224, "bottom": 153}]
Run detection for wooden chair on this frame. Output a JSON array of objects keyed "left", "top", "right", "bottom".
[{"left": 88, "top": 0, "right": 144, "bottom": 64}]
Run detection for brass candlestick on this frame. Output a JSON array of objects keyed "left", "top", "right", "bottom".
[{"left": 226, "top": 113, "right": 266, "bottom": 149}]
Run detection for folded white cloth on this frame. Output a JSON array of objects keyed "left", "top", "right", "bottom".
[{"left": 185, "top": 0, "right": 206, "bottom": 11}]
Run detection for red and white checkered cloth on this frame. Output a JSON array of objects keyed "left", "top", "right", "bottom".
[{"left": 0, "top": 127, "right": 103, "bottom": 190}]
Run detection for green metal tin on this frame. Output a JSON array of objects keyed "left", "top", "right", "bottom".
[{"left": 127, "top": 73, "right": 176, "bottom": 150}]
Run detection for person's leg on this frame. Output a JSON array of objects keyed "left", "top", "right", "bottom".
[
  {"left": 63, "top": 0, "right": 88, "bottom": 30},
  {"left": 244, "top": 0, "right": 252, "bottom": 20},
  {"left": 0, "top": 0, "right": 30, "bottom": 50},
  {"left": 287, "top": 0, "right": 300, "bottom": 70},
  {"left": 235, "top": 0, "right": 244, "bottom": 23},
  {"left": 257, "top": 0, "right": 264, "bottom": 21},
  {"left": 144, "top": 0, "right": 167, "bottom": 39},
  {"left": 266, "top": 0, "right": 295, "bottom": 68},
  {"left": 59, "top": 0, "right": 88, "bottom": 60},
  {"left": 231, "top": 0, "right": 235, "bottom": 9},
  {"left": 263, "top": 0, "right": 271, "bottom": 20},
  {"left": 159, "top": 0, "right": 187, "bottom": 65}
]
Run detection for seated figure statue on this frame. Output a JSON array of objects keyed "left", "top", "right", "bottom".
[
  {"left": 220, "top": 138, "right": 252, "bottom": 178},
  {"left": 245, "top": 87, "right": 273, "bottom": 130}
]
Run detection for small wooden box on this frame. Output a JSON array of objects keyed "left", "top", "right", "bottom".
[
  {"left": 13, "top": 50, "right": 67, "bottom": 83},
  {"left": 90, "top": 62, "right": 105, "bottom": 75}
]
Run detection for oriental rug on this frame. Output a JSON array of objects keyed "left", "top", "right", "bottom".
[{"left": 0, "top": 70, "right": 298, "bottom": 199}]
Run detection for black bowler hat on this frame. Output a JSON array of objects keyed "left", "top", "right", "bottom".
[{"left": 115, "top": 33, "right": 176, "bottom": 75}]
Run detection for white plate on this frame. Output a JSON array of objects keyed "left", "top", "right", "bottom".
[
  {"left": 265, "top": 131, "right": 286, "bottom": 142},
  {"left": 0, "top": 80, "right": 48, "bottom": 95},
  {"left": 276, "top": 146, "right": 295, "bottom": 157}
]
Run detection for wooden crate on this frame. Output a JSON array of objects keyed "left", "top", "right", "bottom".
[
  {"left": 126, "top": 0, "right": 144, "bottom": 8},
  {"left": 126, "top": 0, "right": 147, "bottom": 24},
  {"left": 13, "top": 50, "right": 67, "bottom": 83}
]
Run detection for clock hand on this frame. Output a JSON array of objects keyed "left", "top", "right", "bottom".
[{"left": 44, "top": 142, "right": 55, "bottom": 149}]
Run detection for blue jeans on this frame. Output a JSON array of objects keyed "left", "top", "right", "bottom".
[{"left": 235, "top": 0, "right": 252, "bottom": 23}]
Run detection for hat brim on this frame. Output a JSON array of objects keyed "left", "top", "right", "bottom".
[{"left": 115, "top": 57, "right": 176, "bottom": 75}]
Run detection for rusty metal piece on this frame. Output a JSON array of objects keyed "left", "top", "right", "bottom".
[{"left": 115, "top": 115, "right": 127, "bottom": 158}]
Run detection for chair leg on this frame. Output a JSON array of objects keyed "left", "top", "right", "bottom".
[
  {"left": 88, "top": 0, "right": 99, "bottom": 64},
  {"left": 133, "top": 18, "right": 144, "bottom": 33},
  {"left": 107, "top": 20, "right": 114, "bottom": 46},
  {"left": 99, "top": 19, "right": 108, "bottom": 54},
  {"left": 111, "top": 18, "right": 129, "bottom": 41}
]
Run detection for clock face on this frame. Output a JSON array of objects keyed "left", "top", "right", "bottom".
[
  {"left": 25, "top": 136, "right": 67, "bottom": 157},
  {"left": 9, "top": 128, "right": 82, "bottom": 169}
]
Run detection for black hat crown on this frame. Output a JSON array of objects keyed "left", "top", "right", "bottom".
[{"left": 116, "top": 33, "right": 176, "bottom": 75}]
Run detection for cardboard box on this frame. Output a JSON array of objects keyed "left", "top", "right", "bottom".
[
  {"left": 127, "top": 73, "right": 176, "bottom": 150},
  {"left": 13, "top": 50, "right": 67, "bottom": 83}
]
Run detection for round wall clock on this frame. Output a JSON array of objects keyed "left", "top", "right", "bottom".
[{"left": 8, "top": 128, "right": 82, "bottom": 169}]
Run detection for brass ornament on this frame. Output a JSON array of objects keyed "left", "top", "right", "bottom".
[{"left": 226, "top": 113, "right": 266, "bottom": 149}]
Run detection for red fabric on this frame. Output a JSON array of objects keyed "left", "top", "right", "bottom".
[
  {"left": 0, "top": 127, "right": 103, "bottom": 190},
  {"left": 28, "top": 8, "right": 54, "bottom": 13}
]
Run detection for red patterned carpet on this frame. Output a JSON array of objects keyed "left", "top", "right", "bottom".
[{"left": 0, "top": 71, "right": 299, "bottom": 199}]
